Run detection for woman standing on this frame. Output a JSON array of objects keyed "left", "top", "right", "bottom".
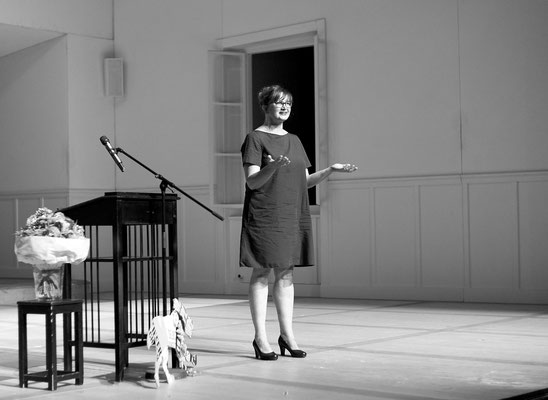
[{"left": 240, "top": 85, "right": 357, "bottom": 360}]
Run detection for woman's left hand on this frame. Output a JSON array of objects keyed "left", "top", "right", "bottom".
[{"left": 331, "top": 163, "right": 358, "bottom": 173}]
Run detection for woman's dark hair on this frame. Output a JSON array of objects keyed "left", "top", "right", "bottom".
[{"left": 257, "top": 85, "right": 293, "bottom": 109}]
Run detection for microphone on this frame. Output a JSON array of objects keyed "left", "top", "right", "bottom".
[{"left": 100, "top": 136, "right": 125, "bottom": 172}]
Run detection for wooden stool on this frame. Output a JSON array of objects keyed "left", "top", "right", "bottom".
[{"left": 18, "top": 299, "right": 84, "bottom": 390}]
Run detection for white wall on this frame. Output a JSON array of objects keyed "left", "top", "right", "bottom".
[
  {"left": 66, "top": 34, "right": 116, "bottom": 201},
  {"left": 0, "top": 38, "right": 69, "bottom": 192},
  {"left": 459, "top": 0, "right": 548, "bottom": 173},
  {"left": 0, "top": 0, "right": 113, "bottom": 39},
  {"left": 112, "top": 0, "right": 222, "bottom": 189}
]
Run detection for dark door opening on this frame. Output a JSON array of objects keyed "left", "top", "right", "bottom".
[{"left": 251, "top": 46, "right": 317, "bottom": 205}]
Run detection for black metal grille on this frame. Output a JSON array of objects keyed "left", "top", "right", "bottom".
[{"left": 77, "top": 224, "right": 174, "bottom": 348}]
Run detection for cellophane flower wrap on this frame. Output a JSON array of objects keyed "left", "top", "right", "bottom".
[{"left": 14, "top": 207, "right": 90, "bottom": 266}]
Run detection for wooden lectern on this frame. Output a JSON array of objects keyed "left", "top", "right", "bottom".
[{"left": 61, "top": 192, "right": 179, "bottom": 382}]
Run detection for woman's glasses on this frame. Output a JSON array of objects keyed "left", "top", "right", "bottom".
[{"left": 273, "top": 101, "right": 292, "bottom": 108}]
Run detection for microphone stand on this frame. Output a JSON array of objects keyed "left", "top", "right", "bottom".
[
  {"left": 115, "top": 146, "right": 223, "bottom": 368},
  {"left": 115, "top": 147, "right": 224, "bottom": 222}
]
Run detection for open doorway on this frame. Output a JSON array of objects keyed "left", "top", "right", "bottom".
[{"left": 251, "top": 46, "right": 317, "bottom": 204}]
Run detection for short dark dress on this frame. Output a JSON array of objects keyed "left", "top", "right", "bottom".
[{"left": 240, "top": 130, "right": 314, "bottom": 269}]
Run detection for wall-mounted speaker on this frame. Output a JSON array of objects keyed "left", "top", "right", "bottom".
[{"left": 104, "top": 58, "right": 124, "bottom": 97}]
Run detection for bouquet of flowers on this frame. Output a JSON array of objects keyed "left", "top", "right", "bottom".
[
  {"left": 15, "top": 207, "right": 85, "bottom": 239},
  {"left": 14, "top": 207, "right": 90, "bottom": 299}
]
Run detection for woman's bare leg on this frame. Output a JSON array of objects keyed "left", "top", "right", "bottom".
[
  {"left": 273, "top": 267, "right": 300, "bottom": 349},
  {"left": 249, "top": 268, "right": 272, "bottom": 352}
]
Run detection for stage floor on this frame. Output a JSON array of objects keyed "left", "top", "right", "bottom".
[{"left": 0, "top": 295, "right": 547, "bottom": 400}]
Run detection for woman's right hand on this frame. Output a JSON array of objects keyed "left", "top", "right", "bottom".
[
  {"left": 266, "top": 154, "right": 291, "bottom": 168},
  {"left": 244, "top": 155, "right": 290, "bottom": 190}
]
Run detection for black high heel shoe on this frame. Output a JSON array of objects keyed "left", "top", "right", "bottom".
[
  {"left": 278, "top": 336, "right": 307, "bottom": 358},
  {"left": 252, "top": 340, "right": 278, "bottom": 360}
]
